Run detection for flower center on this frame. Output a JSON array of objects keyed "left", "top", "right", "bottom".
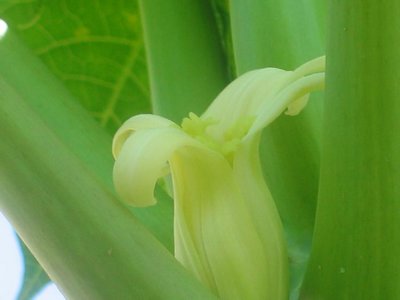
[{"left": 181, "top": 112, "right": 254, "bottom": 162}]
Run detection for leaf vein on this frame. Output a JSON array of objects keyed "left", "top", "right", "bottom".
[
  {"left": 99, "top": 43, "right": 140, "bottom": 127},
  {"left": 35, "top": 36, "right": 134, "bottom": 55}
]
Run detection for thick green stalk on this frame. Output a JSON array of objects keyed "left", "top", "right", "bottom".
[
  {"left": 229, "top": 0, "right": 325, "bottom": 294},
  {"left": 230, "top": 0, "right": 325, "bottom": 71},
  {"left": 0, "top": 32, "right": 173, "bottom": 250},
  {"left": 301, "top": 1, "right": 400, "bottom": 298},
  {"left": 0, "top": 70, "right": 215, "bottom": 299},
  {"left": 139, "top": 0, "right": 229, "bottom": 122}
]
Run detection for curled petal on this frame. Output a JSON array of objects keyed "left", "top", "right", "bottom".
[
  {"left": 293, "top": 55, "right": 325, "bottom": 77},
  {"left": 113, "top": 126, "right": 202, "bottom": 206},
  {"left": 202, "top": 68, "right": 295, "bottom": 141},
  {"left": 112, "top": 114, "right": 175, "bottom": 158},
  {"left": 248, "top": 72, "right": 325, "bottom": 137},
  {"left": 199, "top": 56, "right": 325, "bottom": 143}
]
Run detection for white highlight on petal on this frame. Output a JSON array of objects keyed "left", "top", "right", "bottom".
[
  {"left": 0, "top": 212, "right": 24, "bottom": 300},
  {"left": 0, "top": 19, "right": 8, "bottom": 39},
  {"left": 33, "top": 283, "right": 65, "bottom": 300}
]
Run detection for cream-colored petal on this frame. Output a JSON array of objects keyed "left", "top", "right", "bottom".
[
  {"left": 293, "top": 55, "right": 325, "bottom": 77},
  {"left": 170, "top": 147, "right": 279, "bottom": 299},
  {"left": 193, "top": 56, "right": 325, "bottom": 146},
  {"left": 112, "top": 114, "right": 174, "bottom": 158},
  {"left": 233, "top": 133, "right": 288, "bottom": 299},
  {"left": 202, "top": 68, "right": 296, "bottom": 142},
  {"left": 247, "top": 72, "right": 325, "bottom": 137},
  {"left": 113, "top": 127, "right": 202, "bottom": 206},
  {"left": 285, "top": 94, "right": 310, "bottom": 116}
]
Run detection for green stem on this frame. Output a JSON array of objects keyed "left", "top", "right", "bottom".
[
  {"left": 0, "top": 59, "right": 215, "bottom": 300},
  {"left": 230, "top": 0, "right": 325, "bottom": 72},
  {"left": 301, "top": 1, "right": 400, "bottom": 298},
  {"left": 0, "top": 32, "right": 173, "bottom": 250},
  {"left": 139, "top": 0, "right": 229, "bottom": 122}
]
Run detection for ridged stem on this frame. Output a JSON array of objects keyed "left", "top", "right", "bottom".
[
  {"left": 301, "top": 1, "right": 400, "bottom": 298},
  {"left": 139, "top": 0, "right": 229, "bottom": 122}
]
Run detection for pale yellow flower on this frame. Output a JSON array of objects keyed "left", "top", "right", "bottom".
[{"left": 112, "top": 57, "right": 325, "bottom": 299}]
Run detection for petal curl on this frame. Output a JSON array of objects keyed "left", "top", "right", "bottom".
[
  {"left": 248, "top": 72, "right": 325, "bottom": 137},
  {"left": 113, "top": 126, "right": 203, "bottom": 206},
  {"left": 199, "top": 56, "right": 325, "bottom": 143},
  {"left": 202, "top": 68, "right": 295, "bottom": 142},
  {"left": 112, "top": 114, "right": 175, "bottom": 158}
]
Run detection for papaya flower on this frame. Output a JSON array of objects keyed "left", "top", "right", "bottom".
[{"left": 112, "top": 57, "right": 325, "bottom": 299}]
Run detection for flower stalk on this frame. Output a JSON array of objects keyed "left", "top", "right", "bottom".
[
  {"left": 0, "top": 32, "right": 214, "bottom": 300},
  {"left": 300, "top": 1, "right": 400, "bottom": 299}
]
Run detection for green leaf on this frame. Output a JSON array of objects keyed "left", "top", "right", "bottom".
[
  {"left": 0, "top": 0, "right": 150, "bottom": 134},
  {"left": 16, "top": 239, "right": 50, "bottom": 300}
]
